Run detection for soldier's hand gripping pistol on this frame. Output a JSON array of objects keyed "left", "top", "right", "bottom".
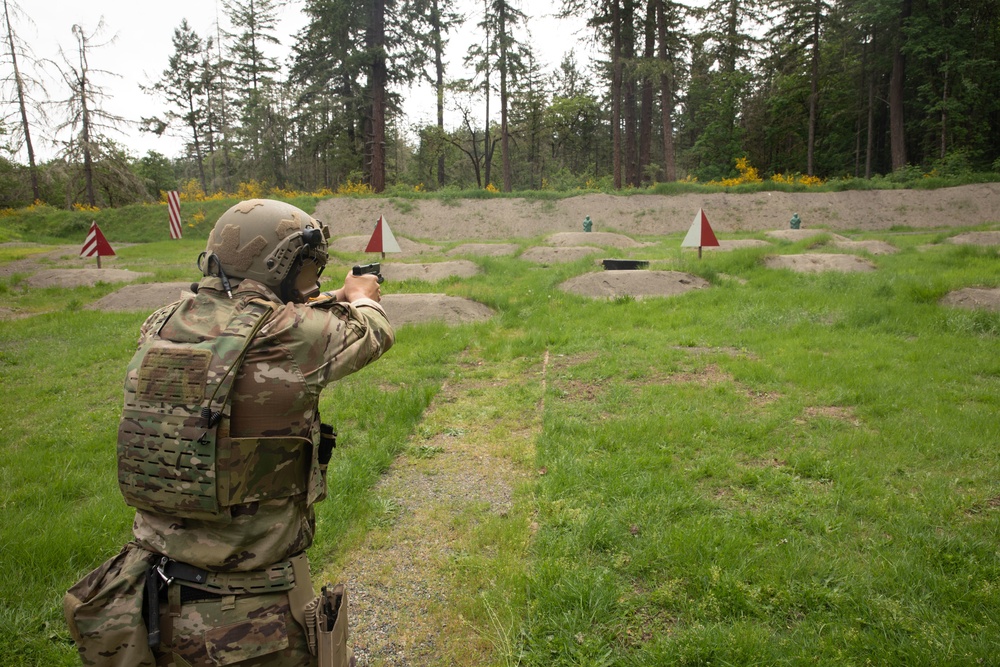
[{"left": 351, "top": 262, "right": 384, "bottom": 284}]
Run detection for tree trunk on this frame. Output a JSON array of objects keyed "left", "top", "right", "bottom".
[
  {"left": 806, "top": 3, "right": 819, "bottom": 176},
  {"left": 611, "top": 0, "right": 622, "bottom": 189},
  {"left": 188, "top": 95, "right": 208, "bottom": 195},
  {"left": 482, "top": 0, "right": 492, "bottom": 188},
  {"left": 940, "top": 52, "right": 948, "bottom": 158},
  {"left": 656, "top": 0, "right": 675, "bottom": 182},
  {"left": 431, "top": 0, "right": 446, "bottom": 187},
  {"left": 74, "top": 26, "right": 96, "bottom": 207},
  {"left": 623, "top": 0, "right": 639, "bottom": 187},
  {"left": 889, "top": 0, "right": 911, "bottom": 171},
  {"left": 368, "top": 0, "right": 387, "bottom": 192},
  {"left": 638, "top": 0, "right": 654, "bottom": 184},
  {"left": 4, "top": 0, "right": 39, "bottom": 201},
  {"left": 499, "top": 2, "right": 512, "bottom": 192},
  {"left": 865, "top": 29, "right": 875, "bottom": 179}
]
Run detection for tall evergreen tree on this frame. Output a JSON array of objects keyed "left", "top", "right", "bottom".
[
  {"left": 766, "top": 0, "right": 832, "bottom": 176},
  {"left": 223, "top": 0, "right": 284, "bottom": 182},
  {"left": 145, "top": 20, "right": 213, "bottom": 194}
]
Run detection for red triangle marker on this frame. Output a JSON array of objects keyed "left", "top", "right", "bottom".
[{"left": 681, "top": 208, "right": 720, "bottom": 257}]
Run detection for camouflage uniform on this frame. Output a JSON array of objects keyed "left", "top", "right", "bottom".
[
  {"left": 66, "top": 200, "right": 391, "bottom": 667},
  {"left": 130, "top": 276, "right": 390, "bottom": 665}
]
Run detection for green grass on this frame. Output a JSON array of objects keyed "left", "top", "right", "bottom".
[{"left": 1, "top": 220, "right": 999, "bottom": 665}]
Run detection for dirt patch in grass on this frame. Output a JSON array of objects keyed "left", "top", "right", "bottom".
[
  {"left": 86, "top": 282, "right": 193, "bottom": 312},
  {"left": 946, "top": 231, "right": 1000, "bottom": 246},
  {"left": 673, "top": 345, "right": 757, "bottom": 358},
  {"left": 688, "top": 239, "right": 772, "bottom": 252},
  {"left": 546, "top": 231, "right": 648, "bottom": 248},
  {"left": 379, "top": 293, "right": 494, "bottom": 326},
  {"left": 445, "top": 243, "right": 519, "bottom": 257},
  {"left": 832, "top": 240, "right": 899, "bottom": 255},
  {"left": 766, "top": 229, "right": 851, "bottom": 243},
  {"left": 24, "top": 268, "right": 152, "bottom": 288},
  {"left": 764, "top": 253, "right": 877, "bottom": 273},
  {"left": 520, "top": 246, "right": 602, "bottom": 264},
  {"left": 560, "top": 269, "right": 711, "bottom": 299},
  {"left": 939, "top": 287, "right": 1000, "bottom": 312},
  {"left": 803, "top": 405, "right": 863, "bottom": 426},
  {"left": 380, "top": 260, "right": 480, "bottom": 282}
]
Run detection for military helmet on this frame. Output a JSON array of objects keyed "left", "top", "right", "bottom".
[{"left": 201, "top": 199, "right": 330, "bottom": 301}]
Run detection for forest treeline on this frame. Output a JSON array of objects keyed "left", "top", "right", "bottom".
[{"left": 2, "top": 0, "right": 1000, "bottom": 209}]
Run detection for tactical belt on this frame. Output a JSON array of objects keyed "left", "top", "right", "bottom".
[
  {"left": 145, "top": 555, "right": 299, "bottom": 649},
  {"left": 155, "top": 556, "right": 296, "bottom": 596}
]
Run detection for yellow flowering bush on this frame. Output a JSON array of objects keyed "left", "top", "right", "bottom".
[
  {"left": 711, "top": 157, "right": 762, "bottom": 186},
  {"left": 180, "top": 179, "right": 206, "bottom": 202},
  {"left": 336, "top": 180, "right": 374, "bottom": 195},
  {"left": 236, "top": 181, "right": 266, "bottom": 200},
  {"left": 770, "top": 172, "right": 826, "bottom": 187},
  {"left": 485, "top": 183, "right": 498, "bottom": 193},
  {"left": 72, "top": 202, "right": 100, "bottom": 212}
]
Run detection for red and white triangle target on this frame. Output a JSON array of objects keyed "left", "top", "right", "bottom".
[
  {"left": 364, "top": 215, "right": 402, "bottom": 258},
  {"left": 80, "top": 221, "right": 115, "bottom": 267},
  {"left": 681, "top": 208, "right": 720, "bottom": 256}
]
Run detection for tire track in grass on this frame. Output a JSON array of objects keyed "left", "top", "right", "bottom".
[{"left": 322, "top": 353, "right": 547, "bottom": 666}]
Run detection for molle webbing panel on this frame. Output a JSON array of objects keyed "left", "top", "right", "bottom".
[{"left": 117, "top": 299, "right": 276, "bottom": 519}]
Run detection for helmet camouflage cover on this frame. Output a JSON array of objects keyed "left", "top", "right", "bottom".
[{"left": 203, "top": 199, "right": 329, "bottom": 297}]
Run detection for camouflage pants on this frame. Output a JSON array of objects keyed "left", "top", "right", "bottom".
[{"left": 154, "top": 588, "right": 315, "bottom": 667}]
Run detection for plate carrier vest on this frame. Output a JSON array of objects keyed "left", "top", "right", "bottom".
[{"left": 117, "top": 295, "right": 315, "bottom": 521}]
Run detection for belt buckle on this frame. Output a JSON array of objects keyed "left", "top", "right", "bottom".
[{"left": 155, "top": 556, "right": 175, "bottom": 586}]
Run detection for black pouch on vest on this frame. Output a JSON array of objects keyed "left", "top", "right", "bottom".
[{"left": 318, "top": 423, "right": 337, "bottom": 465}]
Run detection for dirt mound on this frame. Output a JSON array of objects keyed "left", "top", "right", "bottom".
[
  {"left": 560, "top": 269, "right": 710, "bottom": 299},
  {"left": 832, "top": 240, "right": 899, "bottom": 255},
  {"left": 314, "top": 184, "right": 1000, "bottom": 240},
  {"left": 380, "top": 293, "right": 494, "bottom": 325},
  {"left": 520, "top": 246, "right": 602, "bottom": 264},
  {"left": 546, "top": 231, "right": 646, "bottom": 248},
  {"left": 765, "top": 253, "right": 877, "bottom": 273},
  {"left": 25, "top": 268, "right": 151, "bottom": 288},
  {"left": 445, "top": 243, "right": 518, "bottom": 257},
  {"left": 946, "top": 231, "right": 1000, "bottom": 246},
  {"left": 86, "top": 282, "right": 193, "bottom": 312},
  {"left": 381, "top": 261, "right": 479, "bottom": 282},
  {"left": 940, "top": 287, "right": 1000, "bottom": 312},
  {"left": 687, "top": 239, "right": 772, "bottom": 252},
  {"left": 766, "top": 229, "right": 851, "bottom": 242}
]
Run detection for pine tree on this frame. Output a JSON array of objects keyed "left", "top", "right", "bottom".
[{"left": 145, "top": 20, "right": 213, "bottom": 194}]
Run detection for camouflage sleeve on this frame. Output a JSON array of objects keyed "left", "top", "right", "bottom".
[{"left": 265, "top": 299, "right": 394, "bottom": 393}]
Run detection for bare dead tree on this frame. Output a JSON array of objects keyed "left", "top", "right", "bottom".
[
  {"left": 53, "top": 21, "right": 129, "bottom": 207},
  {"left": 1, "top": 0, "right": 47, "bottom": 201}
]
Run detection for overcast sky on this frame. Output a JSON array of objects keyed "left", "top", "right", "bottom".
[{"left": 15, "top": 0, "right": 597, "bottom": 162}]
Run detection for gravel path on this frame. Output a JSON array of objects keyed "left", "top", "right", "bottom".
[{"left": 322, "top": 356, "right": 547, "bottom": 666}]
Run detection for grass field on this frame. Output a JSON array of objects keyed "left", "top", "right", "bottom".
[{"left": 1, "top": 224, "right": 999, "bottom": 665}]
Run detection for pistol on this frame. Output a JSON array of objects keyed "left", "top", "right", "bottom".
[{"left": 352, "top": 262, "right": 384, "bottom": 284}]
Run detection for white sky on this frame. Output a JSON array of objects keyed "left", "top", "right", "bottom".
[{"left": 15, "top": 0, "right": 599, "bottom": 162}]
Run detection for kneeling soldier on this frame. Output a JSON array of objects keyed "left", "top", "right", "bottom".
[{"left": 65, "top": 199, "right": 393, "bottom": 666}]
